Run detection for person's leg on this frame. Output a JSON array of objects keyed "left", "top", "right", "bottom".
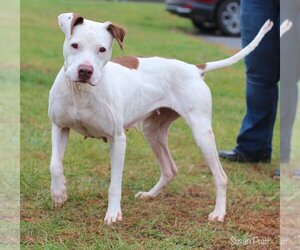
[
  {"left": 280, "top": 83, "right": 299, "bottom": 163},
  {"left": 280, "top": 1, "right": 300, "bottom": 163},
  {"left": 236, "top": 85, "right": 278, "bottom": 160},
  {"left": 225, "top": 0, "right": 280, "bottom": 162}
]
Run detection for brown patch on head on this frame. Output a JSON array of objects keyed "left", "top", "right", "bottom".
[
  {"left": 70, "top": 13, "right": 84, "bottom": 35},
  {"left": 107, "top": 23, "right": 126, "bottom": 49},
  {"left": 196, "top": 63, "right": 206, "bottom": 70},
  {"left": 112, "top": 56, "right": 139, "bottom": 69}
]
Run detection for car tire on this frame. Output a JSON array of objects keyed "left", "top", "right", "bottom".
[
  {"left": 217, "top": 0, "right": 240, "bottom": 36},
  {"left": 191, "top": 18, "right": 217, "bottom": 33}
]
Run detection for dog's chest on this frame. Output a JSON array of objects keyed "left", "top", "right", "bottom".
[{"left": 49, "top": 90, "right": 114, "bottom": 139}]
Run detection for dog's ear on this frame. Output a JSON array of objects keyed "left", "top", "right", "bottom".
[
  {"left": 106, "top": 23, "right": 126, "bottom": 50},
  {"left": 58, "top": 13, "right": 84, "bottom": 39}
]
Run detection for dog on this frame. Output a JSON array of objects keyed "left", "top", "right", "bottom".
[{"left": 48, "top": 13, "right": 274, "bottom": 225}]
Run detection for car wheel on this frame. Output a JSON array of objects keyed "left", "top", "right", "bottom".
[
  {"left": 217, "top": 0, "right": 240, "bottom": 36},
  {"left": 191, "top": 18, "right": 217, "bottom": 33}
]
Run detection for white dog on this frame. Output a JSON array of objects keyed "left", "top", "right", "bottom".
[{"left": 48, "top": 13, "right": 274, "bottom": 225}]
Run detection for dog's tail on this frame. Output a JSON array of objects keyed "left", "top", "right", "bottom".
[
  {"left": 197, "top": 19, "right": 274, "bottom": 74},
  {"left": 280, "top": 19, "right": 293, "bottom": 38}
]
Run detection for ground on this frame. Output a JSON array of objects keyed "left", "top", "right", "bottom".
[
  {"left": 280, "top": 87, "right": 300, "bottom": 249},
  {"left": 20, "top": 0, "right": 279, "bottom": 249},
  {"left": 0, "top": 1, "right": 20, "bottom": 249}
]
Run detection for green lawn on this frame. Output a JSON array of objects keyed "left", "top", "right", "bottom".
[
  {"left": 21, "top": 0, "right": 279, "bottom": 249},
  {"left": 280, "top": 85, "right": 300, "bottom": 249},
  {"left": 0, "top": 1, "right": 20, "bottom": 249}
]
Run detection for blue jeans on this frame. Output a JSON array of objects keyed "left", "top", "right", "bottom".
[
  {"left": 234, "top": 0, "right": 280, "bottom": 160},
  {"left": 280, "top": 1, "right": 300, "bottom": 163}
]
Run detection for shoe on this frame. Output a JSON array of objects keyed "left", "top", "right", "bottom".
[
  {"left": 294, "top": 169, "right": 300, "bottom": 179},
  {"left": 274, "top": 169, "right": 280, "bottom": 179},
  {"left": 218, "top": 150, "right": 271, "bottom": 163}
]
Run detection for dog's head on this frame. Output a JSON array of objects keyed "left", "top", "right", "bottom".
[{"left": 58, "top": 13, "right": 125, "bottom": 86}]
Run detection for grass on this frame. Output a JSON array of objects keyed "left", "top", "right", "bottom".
[
  {"left": 0, "top": 1, "right": 20, "bottom": 249},
  {"left": 280, "top": 83, "right": 300, "bottom": 248},
  {"left": 21, "top": 0, "right": 279, "bottom": 249}
]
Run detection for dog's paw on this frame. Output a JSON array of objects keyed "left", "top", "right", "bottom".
[
  {"left": 51, "top": 182, "right": 67, "bottom": 209},
  {"left": 104, "top": 209, "right": 122, "bottom": 225},
  {"left": 135, "top": 191, "right": 156, "bottom": 200},
  {"left": 208, "top": 210, "right": 225, "bottom": 222}
]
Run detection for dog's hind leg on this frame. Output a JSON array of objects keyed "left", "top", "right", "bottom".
[
  {"left": 169, "top": 79, "right": 228, "bottom": 221},
  {"left": 181, "top": 110, "right": 228, "bottom": 222},
  {"left": 135, "top": 108, "right": 179, "bottom": 200}
]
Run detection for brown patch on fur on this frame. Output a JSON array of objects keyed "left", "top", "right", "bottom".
[
  {"left": 112, "top": 56, "right": 139, "bottom": 69},
  {"left": 107, "top": 23, "right": 126, "bottom": 49},
  {"left": 196, "top": 63, "right": 206, "bottom": 70},
  {"left": 71, "top": 13, "right": 84, "bottom": 35}
]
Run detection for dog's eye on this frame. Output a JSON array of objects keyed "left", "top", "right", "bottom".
[
  {"left": 99, "top": 47, "right": 106, "bottom": 53},
  {"left": 71, "top": 43, "right": 79, "bottom": 49}
]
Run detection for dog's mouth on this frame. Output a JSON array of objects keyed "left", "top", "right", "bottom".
[{"left": 75, "top": 80, "right": 96, "bottom": 86}]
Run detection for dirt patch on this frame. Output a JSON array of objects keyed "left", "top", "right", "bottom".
[{"left": 21, "top": 184, "right": 279, "bottom": 249}]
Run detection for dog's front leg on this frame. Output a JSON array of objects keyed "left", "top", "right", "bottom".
[
  {"left": 104, "top": 132, "right": 126, "bottom": 225},
  {"left": 49, "top": 123, "right": 69, "bottom": 208}
]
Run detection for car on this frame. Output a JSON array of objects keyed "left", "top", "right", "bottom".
[{"left": 166, "top": 0, "right": 240, "bottom": 36}]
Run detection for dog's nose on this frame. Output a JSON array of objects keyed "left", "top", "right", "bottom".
[{"left": 78, "top": 64, "right": 94, "bottom": 81}]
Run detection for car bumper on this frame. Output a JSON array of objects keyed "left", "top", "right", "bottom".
[
  {"left": 166, "top": 2, "right": 192, "bottom": 17},
  {"left": 166, "top": 1, "right": 217, "bottom": 21},
  {"left": 190, "top": 3, "right": 216, "bottom": 22}
]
